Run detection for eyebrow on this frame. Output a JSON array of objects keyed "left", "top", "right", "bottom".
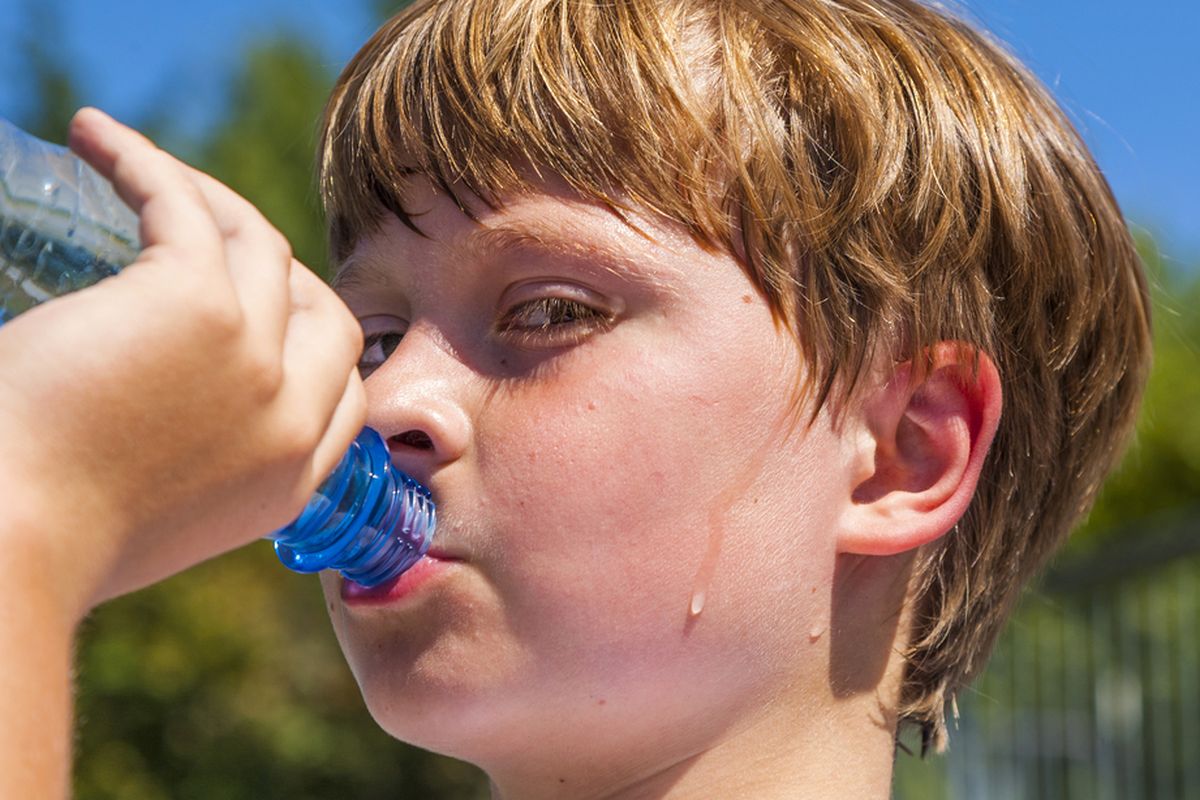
[
  {"left": 464, "top": 222, "right": 683, "bottom": 296},
  {"left": 332, "top": 218, "right": 684, "bottom": 299},
  {"left": 331, "top": 252, "right": 391, "bottom": 295}
]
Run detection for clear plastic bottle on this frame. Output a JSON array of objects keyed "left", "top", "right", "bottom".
[{"left": 0, "top": 117, "right": 435, "bottom": 587}]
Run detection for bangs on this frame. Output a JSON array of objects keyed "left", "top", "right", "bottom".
[{"left": 319, "top": 0, "right": 733, "bottom": 263}]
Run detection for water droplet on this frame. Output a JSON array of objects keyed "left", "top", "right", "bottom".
[
  {"left": 687, "top": 540, "right": 719, "bottom": 619},
  {"left": 684, "top": 425, "right": 779, "bottom": 622}
]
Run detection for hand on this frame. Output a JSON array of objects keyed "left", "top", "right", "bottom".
[{"left": 0, "top": 108, "right": 365, "bottom": 616}]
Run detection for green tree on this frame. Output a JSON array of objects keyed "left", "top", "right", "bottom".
[
  {"left": 198, "top": 39, "right": 335, "bottom": 277},
  {"left": 1073, "top": 238, "right": 1200, "bottom": 542},
  {"left": 12, "top": 0, "right": 81, "bottom": 140},
  {"left": 374, "top": 0, "right": 416, "bottom": 21}
]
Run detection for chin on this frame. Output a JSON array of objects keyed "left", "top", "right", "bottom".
[
  {"left": 357, "top": 667, "right": 546, "bottom": 764},
  {"left": 335, "top": 618, "right": 537, "bottom": 758}
]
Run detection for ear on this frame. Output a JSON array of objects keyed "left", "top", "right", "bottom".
[{"left": 836, "top": 343, "right": 1002, "bottom": 556}]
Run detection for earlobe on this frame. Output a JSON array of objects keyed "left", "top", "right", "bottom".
[{"left": 837, "top": 344, "right": 1002, "bottom": 556}]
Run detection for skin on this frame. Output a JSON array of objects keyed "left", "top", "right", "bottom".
[
  {"left": 322, "top": 175, "right": 1001, "bottom": 799},
  {"left": 0, "top": 113, "right": 1000, "bottom": 798},
  {"left": 0, "top": 109, "right": 365, "bottom": 798}
]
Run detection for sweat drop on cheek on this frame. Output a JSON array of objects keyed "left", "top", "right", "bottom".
[{"left": 0, "top": 117, "right": 436, "bottom": 587}]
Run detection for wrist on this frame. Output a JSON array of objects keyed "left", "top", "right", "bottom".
[
  {"left": 0, "top": 477, "right": 118, "bottom": 625},
  {"left": 0, "top": 515, "right": 77, "bottom": 799}
]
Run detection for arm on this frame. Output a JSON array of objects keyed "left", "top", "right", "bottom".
[{"left": 0, "top": 108, "right": 365, "bottom": 797}]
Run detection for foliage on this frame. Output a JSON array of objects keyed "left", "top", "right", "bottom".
[
  {"left": 198, "top": 39, "right": 337, "bottom": 277},
  {"left": 374, "top": 0, "right": 416, "bottom": 21},
  {"left": 71, "top": 35, "right": 489, "bottom": 800},
  {"left": 1072, "top": 237, "right": 1200, "bottom": 545},
  {"left": 11, "top": 0, "right": 81, "bottom": 141},
  {"left": 73, "top": 551, "right": 486, "bottom": 799}
]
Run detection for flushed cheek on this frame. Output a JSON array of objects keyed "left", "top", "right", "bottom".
[
  {"left": 462, "top": 317, "right": 824, "bottom": 658},
  {"left": 473, "top": 362, "right": 802, "bottom": 629},
  {"left": 485, "top": 328, "right": 767, "bottom": 488},
  {"left": 478, "top": 369, "right": 722, "bottom": 556}
]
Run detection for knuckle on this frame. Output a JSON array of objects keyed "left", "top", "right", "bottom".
[
  {"left": 276, "top": 414, "right": 323, "bottom": 459},
  {"left": 270, "top": 230, "right": 293, "bottom": 263},
  {"left": 245, "top": 351, "right": 285, "bottom": 400},
  {"left": 220, "top": 212, "right": 250, "bottom": 240},
  {"left": 189, "top": 292, "right": 245, "bottom": 339},
  {"left": 117, "top": 146, "right": 187, "bottom": 193}
]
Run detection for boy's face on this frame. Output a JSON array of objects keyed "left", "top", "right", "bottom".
[{"left": 320, "top": 175, "right": 855, "bottom": 767}]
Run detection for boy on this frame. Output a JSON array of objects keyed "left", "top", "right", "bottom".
[
  {"left": 312, "top": 1, "right": 1149, "bottom": 794},
  {"left": 0, "top": 0, "right": 1151, "bottom": 797}
]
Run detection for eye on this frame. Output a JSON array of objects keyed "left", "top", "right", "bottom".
[
  {"left": 496, "top": 297, "right": 612, "bottom": 347},
  {"left": 357, "top": 316, "right": 408, "bottom": 378}
]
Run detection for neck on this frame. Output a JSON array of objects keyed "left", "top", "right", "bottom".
[{"left": 484, "top": 692, "right": 899, "bottom": 800}]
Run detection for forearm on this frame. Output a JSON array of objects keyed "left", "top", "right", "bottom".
[{"left": 0, "top": 522, "right": 79, "bottom": 799}]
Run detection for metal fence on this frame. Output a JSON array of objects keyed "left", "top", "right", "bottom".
[{"left": 895, "top": 510, "right": 1200, "bottom": 799}]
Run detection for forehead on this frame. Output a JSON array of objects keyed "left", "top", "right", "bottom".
[{"left": 333, "top": 178, "right": 694, "bottom": 296}]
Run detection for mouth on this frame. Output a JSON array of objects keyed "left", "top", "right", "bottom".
[{"left": 340, "top": 551, "right": 463, "bottom": 606}]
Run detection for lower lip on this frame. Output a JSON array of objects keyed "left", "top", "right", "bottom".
[{"left": 340, "top": 555, "right": 459, "bottom": 606}]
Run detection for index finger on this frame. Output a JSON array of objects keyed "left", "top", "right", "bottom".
[{"left": 67, "top": 108, "right": 225, "bottom": 274}]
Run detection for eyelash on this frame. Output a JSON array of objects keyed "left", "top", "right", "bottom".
[
  {"left": 356, "top": 297, "right": 612, "bottom": 377},
  {"left": 495, "top": 297, "right": 613, "bottom": 348}
]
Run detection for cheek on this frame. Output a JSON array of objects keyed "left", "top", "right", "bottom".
[
  {"left": 475, "top": 370, "right": 704, "bottom": 628},
  {"left": 481, "top": 351, "right": 731, "bottom": 547},
  {"left": 471, "top": 324, "right": 836, "bottom": 647}
]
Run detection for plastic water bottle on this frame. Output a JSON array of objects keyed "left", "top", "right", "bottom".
[{"left": 0, "top": 117, "right": 435, "bottom": 587}]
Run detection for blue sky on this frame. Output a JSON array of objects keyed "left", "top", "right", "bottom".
[{"left": 1, "top": 0, "right": 1196, "bottom": 263}]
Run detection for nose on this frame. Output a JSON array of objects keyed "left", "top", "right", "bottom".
[{"left": 363, "top": 326, "right": 473, "bottom": 483}]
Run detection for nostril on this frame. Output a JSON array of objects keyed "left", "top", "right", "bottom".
[{"left": 392, "top": 430, "right": 434, "bottom": 451}]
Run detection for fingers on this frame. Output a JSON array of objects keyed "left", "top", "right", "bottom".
[
  {"left": 282, "top": 262, "right": 365, "bottom": 420},
  {"left": 67, "top": 107, "right": 154, "bottom": 178},
  {"left": 72, "top": 109, "right": 294, "bottom": 347},
  {"left": 311, "top": 370, "right": 368, "bottom": 483},
  {"left": 67, "top": 109, "right": 226, "bottom": 279},
  {"left": 71, "top": 107, "right": 364, "bottom": 509},
  {"left": 183, "top": 166, "right": 293, "bottom": 350}
]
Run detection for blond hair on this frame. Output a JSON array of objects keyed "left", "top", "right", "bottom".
[{"left": 319, "top": 0, "right": 1152, "bottom": 751}]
